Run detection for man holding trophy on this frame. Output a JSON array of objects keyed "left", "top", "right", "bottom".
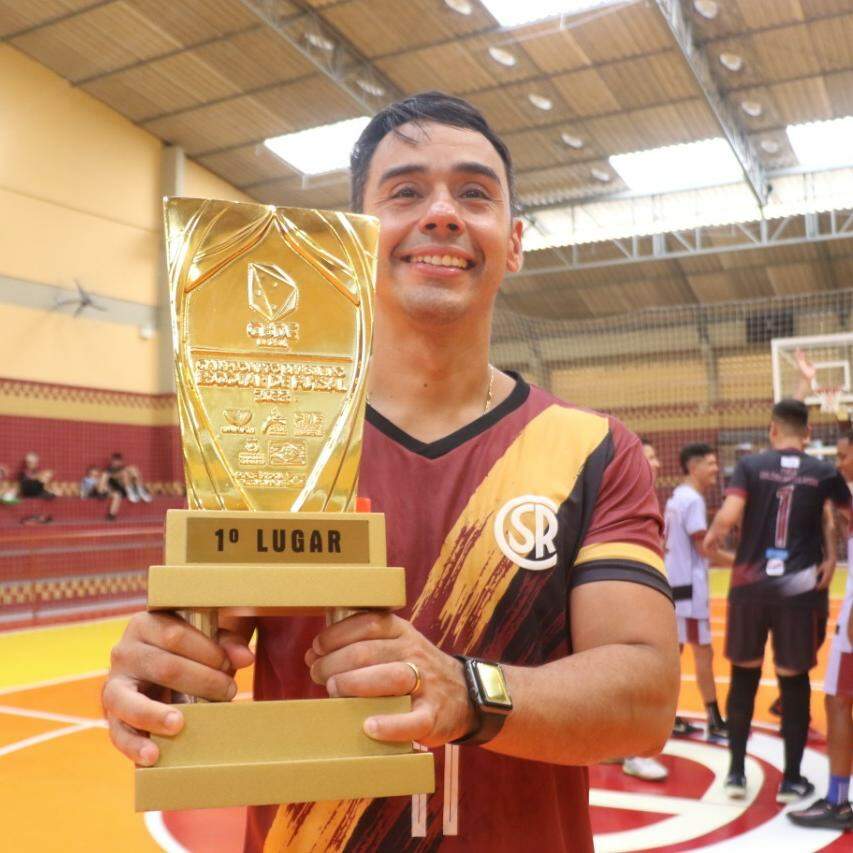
[{"left": 103, "top": 92, "right": 679, "bottom": 852}]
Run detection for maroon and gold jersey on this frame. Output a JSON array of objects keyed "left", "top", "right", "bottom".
[{"left": 247, "top": 377, "right": 669, "bottom": 852}]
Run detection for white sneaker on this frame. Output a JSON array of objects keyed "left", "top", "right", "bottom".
[
  {"left": 137, "top": 484, "right": 153, "bottom": 503},
  {"left": 126, "top": 484, "right": 140, "bottom": 503},
  {"left": 623, "top": 756, "right": 668, "bottom": 781}
]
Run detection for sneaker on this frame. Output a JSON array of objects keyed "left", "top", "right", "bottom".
[
  {"left": 137, "top": 484, "right": 153, "bottom": 503},
  {"left": 707, "top": 721, "right": 728, "bottom": 744},
  {"left": 126, "top": 484, "right": 140, "bottom": 503},
  {"left": 623, "top": 756, "right": 668, "bottom": 781},
  {"left": 725, "top": 772, "right": 747, "bottom": 799},
  {"left": 777, "top": 776, "right": 815, "bottom": 804},
  {"left": 672, "top": 716, "right": 702, "bottom": 737},
  {"left": 788, "top": 798, "right": 853, "bottom": 830}
]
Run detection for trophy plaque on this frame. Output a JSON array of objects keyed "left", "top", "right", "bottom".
[{"left": 134, "top": 198, "right": 434, "bottom": 812}]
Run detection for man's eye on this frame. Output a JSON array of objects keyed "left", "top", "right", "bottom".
[
  {"left": 461, "top": 188, "right": 490, "bottom": 199},
  {"left": 391, "top": 187, "right": 418, "bottom": 199}
]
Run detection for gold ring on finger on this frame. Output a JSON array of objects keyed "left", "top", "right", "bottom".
[{"left": 403, "top": 661, "right": 422, "bottom": 696}]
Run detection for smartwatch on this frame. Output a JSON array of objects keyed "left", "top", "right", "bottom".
[{"left": 452, "top": 655, "right": 513, "bottom": 745}]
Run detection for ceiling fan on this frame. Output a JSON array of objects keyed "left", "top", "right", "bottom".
[{"left": 53, "top": 279, "right": 106, "bottom": 318}]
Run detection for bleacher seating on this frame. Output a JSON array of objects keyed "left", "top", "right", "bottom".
[{"left": 0, "top": 492, "right": 185, "bottom": 630}]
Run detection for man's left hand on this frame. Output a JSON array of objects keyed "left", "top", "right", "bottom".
[{"left": 305, "top": 612, "right": 477, "bottom": 746}]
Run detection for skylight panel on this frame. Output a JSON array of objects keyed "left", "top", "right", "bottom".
[
  {"left": 787, "top": 116, "right": 853, "bottom": 171},
  {"left": 609, "top": 138, "right": 743, "bottom": 194},
  {"left": 264, "top": 116, "right": 371, "bottom": 176},
  {"left": 480, "top": 0, "right": 620, "bottom": 28}
]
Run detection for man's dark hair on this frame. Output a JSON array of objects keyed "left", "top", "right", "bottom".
[
  {"left": 771, "top": 399, "right": 809, "bottom": 436},
  {"left": 680, "top": 442, "right": 714, "bottom": 474},
  {"left": 349, "top": 91, "right": 517, "bottom": 214}
]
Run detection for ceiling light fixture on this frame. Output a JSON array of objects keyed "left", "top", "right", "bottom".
[
  {"left": 740, "top": 100, "right": 763, "bottom": 117},
  {"left": 264, "top": 116, "right": 370, "bottom": 175},
  {"left": 444, "top": 0, "right": 473, "bottom": 13},
  {"left": 609, "top": 137, "right": 742, "bottom": 193},
  {"left": 480, "top": 0, "right": 621, "bottom": 29},
  {"left": 528, "top": 93, "right": 553, "bottom": 111},
  {"left": 693, "top": 0, "right": 719, "bottom": 19},
  {"left": 719, "top": 52, "right": 743, "bottom": 72},
  {"left": 560, "top": 132, "right": 584, "bottom": 149},
  {"left": 356, "top": 78, "right": 386, "bottom": 98},
  {"left": 787, "top": 115, "right": 853, "bottom": 170},
  {"left": 488, "top": 45, "right": 517, "bottom": 67},
  {"left": 305, "top": 31, "right": 335, "bottom": 52},
  {"left": 591, "top": 167, "right": 612, "bottom": 183},
  {"left": 760, "top": 139, "right": 780, "bottom": 154}
]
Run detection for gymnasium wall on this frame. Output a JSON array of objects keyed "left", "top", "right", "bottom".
[
  {"left": 0, "top": 45, "right": 255, "bottom": 488},
  {"left": 0, "top": 44, "right": 251, "bottom": 394}
]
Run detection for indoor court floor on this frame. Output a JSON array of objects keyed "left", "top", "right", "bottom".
[{"left": 1, "top": 571, "right": 850, "bottom": 852}]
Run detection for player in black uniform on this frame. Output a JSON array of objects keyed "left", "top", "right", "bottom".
[{"left": 704, "top": 400, "right": 850, "bottom": 803}]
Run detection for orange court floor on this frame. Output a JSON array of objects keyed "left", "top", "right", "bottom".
[{"left": 1, "top": 569, "right": 851, "bottom": 853}]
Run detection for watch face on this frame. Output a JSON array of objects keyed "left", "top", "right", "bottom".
[{"left": 473, "top": 661, "right": 512, "bottom": 709}]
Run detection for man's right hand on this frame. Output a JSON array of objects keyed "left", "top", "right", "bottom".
[{"left": 102, "top": 612, "right": 254, "bottom": 766}]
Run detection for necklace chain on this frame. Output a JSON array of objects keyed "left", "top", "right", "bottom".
[{"left": 368, "top": 364, "right": 496, "bottom": 415}]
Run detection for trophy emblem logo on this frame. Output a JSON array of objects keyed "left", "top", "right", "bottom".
[{"left": 247, "top": 263, "right": 299, "bottom": 321}]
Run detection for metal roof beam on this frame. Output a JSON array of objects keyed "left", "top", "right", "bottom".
[
  {"left": 236, "top": 0, "right": 401, "bottom": 115},
  {"left": 510, "top": 209, "right": 853, "bottom": 277},
  {"left": 653, "top": 0, "right": 768, "bottom": 207}
]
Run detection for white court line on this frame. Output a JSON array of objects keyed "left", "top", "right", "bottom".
[
  {"left": 0, "top": 668, "right": 108, "bottom": 696},
  {"left": 0, "top": 722, "right": 95, "bottom": 758},
  {"left": 0, "top": 703, "right": 106, "bottom": 727},
  {"left": 144, "top": 812, "right": 190, "bottom": 853}
]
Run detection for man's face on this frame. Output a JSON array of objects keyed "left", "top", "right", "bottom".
[
  {"left": 361, "top": 121, "right": 522, "bottom": 325},
  {"left": 642, "top": 442, "right": 660, "bottom": 483},
  {"left": 837, "top": 438, "right": 853, "bottom": 482},
  {"left": 692, "top": 454, "right": 719, "bottom": 490}
]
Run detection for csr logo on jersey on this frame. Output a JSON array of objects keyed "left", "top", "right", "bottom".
[{"left": 493, "top": 495, "right": 559, "bottom": 570}]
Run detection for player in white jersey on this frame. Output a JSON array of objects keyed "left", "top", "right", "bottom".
[
  {"left": 665, "top": 443, "right": 733, "bottom": 742},
  {"left": 789, "top": 430, "right": 853, "bottom": 830}
]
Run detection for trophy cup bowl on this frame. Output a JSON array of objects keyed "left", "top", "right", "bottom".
[{"left": 134, "top": 198, "right": 434, "bottom": 812}]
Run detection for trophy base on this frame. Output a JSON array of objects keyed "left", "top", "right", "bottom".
[
  {"left": 147, "top": 564, "right": 405, "bottom": 612},
  {"left": 135, "top": 696, "right": 434, "bottom": 811}
]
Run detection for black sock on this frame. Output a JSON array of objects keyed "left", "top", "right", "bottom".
[
  {"left": 778, "top": 672, "right": 810, "bottom": 782},
  {"left": 726, "top": 665, "right": 761, "bottom": 776},
  {"left": 706, "top": 700, "right": 724, "bottom": 728}
]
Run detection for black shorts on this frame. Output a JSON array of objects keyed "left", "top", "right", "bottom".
[
  {"left": 726, "top": 598, "right": 827, "bottom": 673},
  {"left": 20, "top": 477, "right": 46, "bottom": 498},
  {"left": 107, "top": 476, "right": 127, "bottom": 498}
]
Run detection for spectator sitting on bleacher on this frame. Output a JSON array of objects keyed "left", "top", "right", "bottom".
[
  {"left": 19, "top": 452, "right": 58, "bottom": 499},
  {"left": 106, "top": 453, "right": 152, "bottom": 503},
  {"left": 81, "top": 465, "right": 122, "bottom": 521}
]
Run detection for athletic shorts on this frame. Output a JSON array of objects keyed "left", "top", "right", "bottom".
[
  {"left": 677, "top": 616, "right": 711, "bottom": 646},
  {"left": 725, "top": 599, "right": 827, "bottom": 673},
  {"left": 826, "top": 597, "right": 853, "bottom": 698}
]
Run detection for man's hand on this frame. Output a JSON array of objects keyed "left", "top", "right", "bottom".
[
  {"left": 702, "top": 529, "right": 720, "bottom": 555},
  {"left": 816, "top": 558, "right": 836, "bottom": 590},
  {"left": 305, "top": 612, "right": 476, "bottom": 747},
  {"left": 102, "top": 612, "right": 254, "bottom": 766}
]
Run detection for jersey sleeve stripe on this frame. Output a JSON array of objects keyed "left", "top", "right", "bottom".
[
  {"left": 575, "top": 541, "right": 664, "bottom": 574},
  {"left": 570, "top": 559, "right": 673, "bottom": 602}
]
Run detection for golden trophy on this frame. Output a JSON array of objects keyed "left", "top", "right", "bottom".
[{"left": 134, "top": 198, "right": 434, "bottom": 811}]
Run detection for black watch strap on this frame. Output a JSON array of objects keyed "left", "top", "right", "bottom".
[{"left": 451, "top": 655, "right": 512, "bottom": 745}]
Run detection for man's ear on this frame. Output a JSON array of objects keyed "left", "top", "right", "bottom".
[{"left": 506, "top": 218, "right": 524, "bottom": 274}]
